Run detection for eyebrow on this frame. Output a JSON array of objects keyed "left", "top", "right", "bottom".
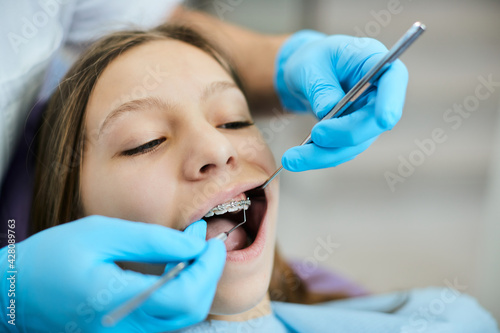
[{"left": 98, "top": 80, "right": 239, "bottom": 138}]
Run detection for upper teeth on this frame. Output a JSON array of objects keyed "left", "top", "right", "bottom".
[{"left": 204, "top": 198, "right": 251, "bottom": 218}]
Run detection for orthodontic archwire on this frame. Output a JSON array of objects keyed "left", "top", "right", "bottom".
[
  {"left": 102, "top": 198, "right": 250, "bottom": 327},
  {"left": 212, "top": 204, "right": 248, "bottom": 242},
  {"left": 205, "top": 198, "right": 251, "bottom": 217}
]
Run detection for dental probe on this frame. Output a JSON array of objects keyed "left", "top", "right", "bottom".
[
  {"left": 213, "top": 208, "right": 247, "bottom": 242},
  {"left": 102, "top": 209, "right": 248, "bottom": 327},
  {"left": 259, "top": 21, "right": 426, "bottom": 190}
]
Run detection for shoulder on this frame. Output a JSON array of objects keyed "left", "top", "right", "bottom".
[
  {"left": 398, "top": 287, "right": 498, "bottom": 333},
  {"left": 271, "top": 287, "right": 499, "bottom": 333}
]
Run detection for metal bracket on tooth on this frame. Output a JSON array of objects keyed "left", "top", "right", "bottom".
[{"left": 204, "top": 198, "right": 250, "bottom": 218}]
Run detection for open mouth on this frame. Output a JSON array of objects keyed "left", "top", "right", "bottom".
[{"left": 204, "top": 187, "right": 267, "bottom": 254}]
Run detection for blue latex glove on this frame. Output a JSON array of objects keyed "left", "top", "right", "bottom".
[
  {"left": 0, "top": 216, "right": 225, "bottom": 332},
  {"left": 275, "top": 30, "right": 409, "bottom": 171}
]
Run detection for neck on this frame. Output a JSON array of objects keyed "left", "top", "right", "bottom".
[{"left": 207, "top": 293, "right": 272, "bottom": 322}]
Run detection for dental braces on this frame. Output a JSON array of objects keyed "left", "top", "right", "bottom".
[{"left": 204, "top": 198, "right": 251, "bottom": 218}]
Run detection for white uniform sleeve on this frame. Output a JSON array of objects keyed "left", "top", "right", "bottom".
[{"left": 66, "top": 0, "right": 182, "bottom": 47}]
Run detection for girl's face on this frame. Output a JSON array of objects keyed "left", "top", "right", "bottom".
[{"left": 80, "top": 39, "right": 279, "bottom": 315}]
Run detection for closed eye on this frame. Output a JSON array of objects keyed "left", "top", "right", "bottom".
[
  {"left": 218, "top": 121, "right": 254, "bottom": 130},
  {"left": 122, "top": 138, "right": 166, "bottom": 156}
]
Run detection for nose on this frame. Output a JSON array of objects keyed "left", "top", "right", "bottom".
[{"left": 181, "top": 123, "right": 238, "bottom": 181}]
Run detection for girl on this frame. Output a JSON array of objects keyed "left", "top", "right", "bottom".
[{"left": 32, "top": 24, "right": 497, "bottom": 332}]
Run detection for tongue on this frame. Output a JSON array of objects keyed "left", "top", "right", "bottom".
[{"left": 206, "top": 217, "right": 247, "bottom": 251}]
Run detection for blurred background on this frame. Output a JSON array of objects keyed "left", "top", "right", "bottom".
[{"left": 190, "top": 0, "right": 500, "bottom": 322}]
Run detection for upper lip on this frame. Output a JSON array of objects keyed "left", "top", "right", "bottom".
[{"left": 185, "top": 179, "right": 265, "bottom": 228}]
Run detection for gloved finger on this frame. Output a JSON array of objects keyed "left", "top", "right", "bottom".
[
  {"left": 142, "top": 238, "right": 226, "bottom": 319},
  {"left": 164, "top": 220, "right": 207, "bottom": 273},
  {"left": 112, "top": 305, "right": 211, "bottom": 333},
  {"left": 300, "top": 64, "right": 345, "bottom": 119},
  {"left": 310, "top": 96, "right": 381, "bottom": 148},
  {"left": 274, "top": 29, "right": 327, "bottom": 112},
  {"left": 303, "top": 38, "right": 385, "bottom": 119},
  {"left": 282, "top": 137, "right": 377, "bottom": 172},
  {"left": 373, "top": 59, "right": 408, "bottom": 129},
  {"left": 183, "top": 219, "right": 207, "bottom": 240},
  {"left": 95, "top": 251, "right": 221, "bottom": 332},
  {"left": 334, "top": 37, "right": 388, "bottom": 85},
  {"left": 92, "top": 267, "right": 197, "bottom": 331},
  {"left": 118, "top": 311, "right": 178, "bottom": 333},
  {"left": 338, "top": 84, "right": 376, "bottom": 117},
  {"left": 78, "top": 216, "right": 206, "bottom": 262},
  {"left": 134, "top": 312, "right": 207, "bottom": 333},
  {"left": 98, "top": 302, "right": 167, "bottom": 332}
]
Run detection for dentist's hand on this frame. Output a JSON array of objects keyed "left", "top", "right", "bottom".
[
  {"left": 0, "top": 216, "right": 225, "bottom": 332},
  {"left": 275, "top": 30, "right": 409, "bottom": 171}
]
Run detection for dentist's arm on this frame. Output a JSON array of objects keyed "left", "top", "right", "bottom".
[
  {"left": 0, "top": 217, "right": 224, "bottom": 332},
  {"left": 170, "top": 6, "right": 408, "bottom": 171}
]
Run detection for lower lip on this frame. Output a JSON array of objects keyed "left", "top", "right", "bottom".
[{"left": 225, "top": 205, "right": 267, "bottom": 263}]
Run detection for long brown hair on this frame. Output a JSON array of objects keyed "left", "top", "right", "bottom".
[{"left": 32, "top": 24, "right": 349, "bottom": 305}]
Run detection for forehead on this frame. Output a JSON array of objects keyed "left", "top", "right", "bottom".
[
  {"left": 86, "top": 39, "right": 234, "bottom": 127},
  {"left": 99, "top": 38, "right": 231, "bottom": 87}
]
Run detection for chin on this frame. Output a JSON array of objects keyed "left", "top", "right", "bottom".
[
  {"left": 209, "top": 264, "right": 273, "bottom": 315},
  {"left": 206, "top": 182, "right": 279, "bottom": 315}
]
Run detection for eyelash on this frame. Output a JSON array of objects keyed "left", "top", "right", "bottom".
[
  {"left": 122, "top": 122, "right": 253, "bottom": 157},
  {"left": 218, "top": 121, "right": 254, "bottom": 130},
  {"left": 122, "top": 138, "right": 166, "bottom": 156}
]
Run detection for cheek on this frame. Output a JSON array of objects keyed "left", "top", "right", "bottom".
[
  {"left": 235, "top": 130, "right": 276, "bottom": 172},
  {"left": 80, "top": 155, "right": 178, "bottom": 226}
]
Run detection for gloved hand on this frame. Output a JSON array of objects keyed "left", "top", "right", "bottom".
[
  {"left": 275, "top": 30, "right": 409, "bottom": 171},
  {"left": 0, "top": 216, "right": 225, "bottom": 332}
]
